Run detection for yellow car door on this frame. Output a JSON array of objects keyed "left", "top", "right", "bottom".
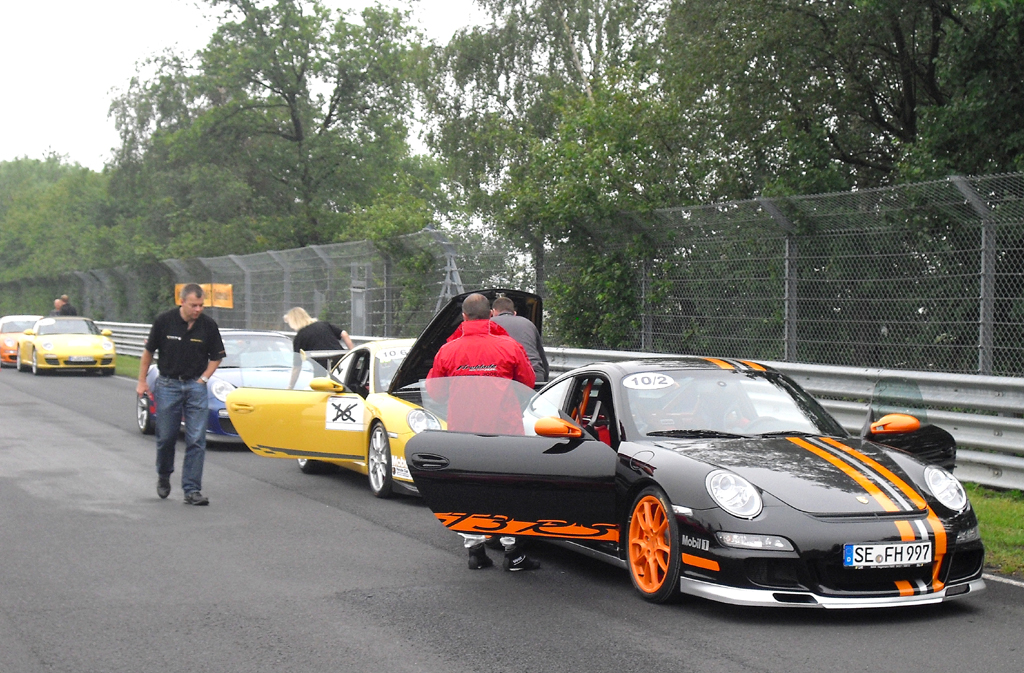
[
  {"left": 227, "top": 386, "right": 369, "bottom": 466},
  {"left": 225, "top": 352, "right": 369, "bottom": 470}
]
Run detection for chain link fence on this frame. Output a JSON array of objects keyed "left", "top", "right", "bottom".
[{"left": 3, "top": 173, "right": 1023, "bottom": 376}]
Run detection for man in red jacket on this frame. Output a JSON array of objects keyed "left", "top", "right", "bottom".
[{"left": 426, "top": 292, "right": 539, "bottom": 571}]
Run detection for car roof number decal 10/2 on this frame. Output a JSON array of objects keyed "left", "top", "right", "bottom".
[{"left": 622, "top": 373, "right": 674, "bottom": 390}]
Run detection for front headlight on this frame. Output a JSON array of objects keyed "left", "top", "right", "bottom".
[
  {"left": 209, "top": 379, "right": 236, "bottom": 402},
  {"left": 706, "top": 470, "right": 763, "bottom": 519},
  {"left": 924, "top": 465, "right": 967, "bottom": 512},
  {"left": 407, "top": 408, "right": 441, "bottom": 434},
  {"left": 3, "top": 338, "right": 15, "bottom": 347},
  {"left": 41, "top": 340, "right": 54, "bottom": 351},
  {"left": 102, "top": 338, "right": 114, "bottom": 351}
]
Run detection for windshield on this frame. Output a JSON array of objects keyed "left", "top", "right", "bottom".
[
  {"left": 1, "top": 319, "right": 36, "bottom": 333},
  {"left": 619, "top": 369, "right": 845, "bottom": 438},
  {"left": 36, "top": 318, "right": 99, "bottom": 336},
  {"left": 237, "top": 351, "right": 330, "bottom": 390},
  {"left": 221, "top": 333, "right": 294, "bottom": 368},
  {"left": 374, "top": 345, "right": 410, "bottom": 390},
  {"left": 400, "top": 376, "right": 540, "bottom": 435}
]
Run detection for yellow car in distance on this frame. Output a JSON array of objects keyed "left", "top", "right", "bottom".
[
  {"left": 17, "top": 316, "right": 117, "bottom": 375},
  {"left": 227, "top": 338, "right": 437, "bottom": 498}
]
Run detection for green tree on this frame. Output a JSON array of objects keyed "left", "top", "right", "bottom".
[
  {"left": 423, "top": 0, "right": 675, "bottom": 344},
  {"left": 0, "top": 157, "right": 110, "bottom": 282},
  {"left": 660, "top": 0, "right": 1024, "bottom": 196},
  {"left": 108, "top": 0, "right": 433, "bottom": 259}
]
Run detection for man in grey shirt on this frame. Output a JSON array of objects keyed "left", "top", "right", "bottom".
[{"left": 490, "top": 295, "right": 549, "bottom": 383}]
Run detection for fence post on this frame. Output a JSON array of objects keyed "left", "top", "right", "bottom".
[
  {"left": 950, "top": 176, "right": 995, "bottom": 375},
  {"left": 350, "top": 262, "right": 369, "bottom": 336},
  {"left": 267, "top": 250, "right": 291, "bottom": 320},
  {"left": 641, "top": 259, "right": 652, "bottom": 351},
  {"left": 72, "top": 270, "right": 95, "bottom": 318},
  {"left": 309, "top": 245, "right": 335, "bottom": 319},
  {"left": 758, "top": 198, "right": 797, "bottom": 361},
  {"left": 227, "top": 255, "right": 253, "bottom": 329}
]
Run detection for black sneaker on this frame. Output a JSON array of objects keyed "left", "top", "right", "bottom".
[
  {"left": 503, "top": 551, "right": 541, "bottom": 572},
  {"left": 157, "top": 477, "right": 171, "bottom": 499},
  {"left": 467, "top": 543, "right": 493, "bottom": 569},
  {"left": 183, "top": 491, "right": 209, "bottom": 506}
]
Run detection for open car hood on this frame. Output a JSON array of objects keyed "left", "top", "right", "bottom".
[{"left": 388, "top": 288, "right": 543, "bottom": 394}]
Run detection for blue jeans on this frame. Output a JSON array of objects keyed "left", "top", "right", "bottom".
[{"left": 154, "top": 376, "right": 208, "bottom": 494}]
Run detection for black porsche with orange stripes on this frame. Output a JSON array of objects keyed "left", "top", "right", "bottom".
[{"left": 406, "top": 358, "right": 985, "bottom": 608}]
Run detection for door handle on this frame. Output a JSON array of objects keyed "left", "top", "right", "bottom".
[{"left": 229, "top": 403, "right": 254, "bottom": 414}]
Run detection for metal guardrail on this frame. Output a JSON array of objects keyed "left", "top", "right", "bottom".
[
  {"left": 102, "top": 323, "right": 1024, "bottom": 491},
  {"left": 100, "top": 322, "right": 153, "bottom": 358},
  {"left": 548, "top": 348, "right": 1024, "bottom": 491}
]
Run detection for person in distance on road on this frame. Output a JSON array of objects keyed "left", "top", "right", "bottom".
[
  {"left": 58, "top": 294, "right": 78, "bottom": 316},
  {"left": 136, "top": 283, "right": 225, "bottom": 506}
]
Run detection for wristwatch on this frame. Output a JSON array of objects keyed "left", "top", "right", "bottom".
[{"left": 199, "top": 376, "right": 209, "bottom": 383}]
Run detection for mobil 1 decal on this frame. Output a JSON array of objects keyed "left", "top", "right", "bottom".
[{"left": 325, "top": 395, "right": 365, "bottom": 431}]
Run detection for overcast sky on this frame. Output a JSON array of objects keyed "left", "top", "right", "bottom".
[{"left": 0, "top": 0, "right": 482, "bottom": 171}]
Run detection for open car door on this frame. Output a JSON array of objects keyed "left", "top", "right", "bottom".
[
  {"left": 226, "top": 352, "right": 369, "bottom": 463},
  {"left": 404, "top": 377, "right": 619, "bottom": 542}
]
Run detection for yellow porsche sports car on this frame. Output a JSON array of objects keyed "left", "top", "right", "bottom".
[
  {"left": 226, "top": 289, "right": 545, "bottom": 498},
  {"left": 0, "top": 314, "right": 42, "bottom": 368},
  {"left": 227, "top": 338, "right": 435, "bottom": 497},
  {"left": 17, "top": 316, "right": 116, "bottom": 375}
]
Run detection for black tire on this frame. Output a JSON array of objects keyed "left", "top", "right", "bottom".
[
  {"left": 31, "top": 350, "right": 42, "bottom": 376},
  {"left": 16, "top": 350, "right": 29, "bottom": 372},
  {"left": 627, "top": 486, "right": 682, "bottom": 603},
  {"left": 297, "top": 458, "right": 333, "bottom": 474},
  {"left": 137, "top": 394, "right": 155, "bottom": 435},
  {"left": 367, "top": 422, "right": 393, "bottom": 499}
]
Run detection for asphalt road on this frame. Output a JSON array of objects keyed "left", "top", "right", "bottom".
[{"left": 1, "top": 369, "right": 1021, "bottom": 673}]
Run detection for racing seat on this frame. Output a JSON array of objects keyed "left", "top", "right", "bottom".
[{"left": 580, "top": 382, "right": 616, "bottom": 447}]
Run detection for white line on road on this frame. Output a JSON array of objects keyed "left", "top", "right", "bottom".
[{"left": 983, "top": 573, "right": 1024, "bottom": 588}]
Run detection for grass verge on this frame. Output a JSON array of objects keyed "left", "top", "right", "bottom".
[
  {"left": 965, "top": 482, "right": 1024, "bottom": 578},
  {"left": 116, "top": 354, "right": 141, "bottom": 380}
]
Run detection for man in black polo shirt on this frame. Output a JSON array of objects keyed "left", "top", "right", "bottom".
[{"left": 136, "top": 284, "right": 226, "bottom": 505}]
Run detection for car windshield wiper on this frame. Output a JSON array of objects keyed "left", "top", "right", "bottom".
[
  {"left": 755, "top": 430, "right": 821, "bottom": 437},
  {"left": 646, "top": 429, "right": 746, "bottom": 439}
]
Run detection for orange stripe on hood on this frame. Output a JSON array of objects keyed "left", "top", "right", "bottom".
[
  {"left": 819, "top": 438, "right": 947, "bottom": 592},
  {"left": 819, "top": 438, "right": 927, "bottom": 510},
  {"left": 787, "top": 437, "right": 900, "bottom": 512}
]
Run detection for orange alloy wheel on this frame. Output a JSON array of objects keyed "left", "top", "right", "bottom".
[
  {"left": 630, "top": 495, "right": 671, "bottom": 592},
  {"left": 627, "top": 488, "right": 681, "bottom": 602},
  {"left": 622, "top": 485, "right": 679, "bottom": 602}
]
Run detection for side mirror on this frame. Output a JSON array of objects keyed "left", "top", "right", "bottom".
[
  {"left": 534, "top": 416, "right": 583, "bottom": 439},
  {"left": 24, "top": 328, "right": 34, "bottom": 335},
  {"left": 870, "top": 413, "right": 921, "bottom": 435},
  {"left": 309, "top": 377, "right": 346, "bottom": 393},
  {"left": 101, "top": 329, "right": 113, "bottom": 337}
]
